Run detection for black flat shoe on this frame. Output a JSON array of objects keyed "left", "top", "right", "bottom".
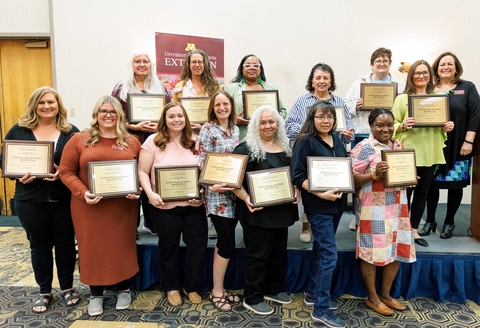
[
  {"left": 440, "top": 224, "right": 455, "bottom": 239},
  {"left": 418, "top": 221, "right": 437, "bottom": 236},
  {"left": 414, "top": 238, "right": 429, "bottom": 247}
]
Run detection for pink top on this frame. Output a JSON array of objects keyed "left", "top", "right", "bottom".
[{"left": 141, "top": 133, "right": 203, "bottom": 210}]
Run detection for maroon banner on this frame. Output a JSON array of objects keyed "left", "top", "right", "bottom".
[{"left": 155, "top": 33, "right": 224, "bottom": 94}]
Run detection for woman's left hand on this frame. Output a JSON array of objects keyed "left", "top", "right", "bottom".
[
  {"left": 460, "top": 142, "right": 473, "bottom": 156},
  {"left": 126, "top": 193, "right": 140, "bottom": 200},
  {"left": 191, "top": 123, "right": 202, "bottom": 131},
  {"left": 140, "top": 122, "right": 157, "bottom": 133},
  {"left": 293, "top": 187, "right": 300, "bottom": 204},
  {"left": 44, "top": 164, "right": 60, "bottom": 182},
  {"left": 341, "top": 128, "right": 354, "bottom": 141},
  {"left": 245, "top": 195, "right": 263, "bottom": 213},
  {"left": 443, "top": 121, "right": 455, "bottom": 133}
]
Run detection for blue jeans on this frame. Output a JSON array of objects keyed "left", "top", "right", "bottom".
[{"left": 305, "top": 212, "right": 342, "bottom": 313}]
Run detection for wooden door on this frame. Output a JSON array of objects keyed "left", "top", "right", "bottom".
[{"left": 0, "top": 39, "right": 52, "bottom": 215}]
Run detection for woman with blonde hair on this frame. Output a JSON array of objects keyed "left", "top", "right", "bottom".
[
  {"left": 60, "top": 95, "right": 141, "bottom": 316},
  {"left": 1, "top": 86, "right": 80, "bottom": 313}
]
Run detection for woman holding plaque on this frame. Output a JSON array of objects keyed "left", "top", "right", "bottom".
[
  {"left": 291, "top": 100, "right": 348, "bottom": 327},
  {"left": 225, "top": 54, "right": 287, "bottom": 140},
  {"left": 392, "top": 60, "right": 455, "bottom": 247},
  {"left": 1, "top": 86, "right": 79, "bottom": 313},
  {"left": 351, "top": 108, "right": 416, "bottom": 316},
  {"left": 232, "top": 105, "right": 299, "bottom": 315},
  {"left": 138, "top": 102, "right": 207, "bottom": 307},
  {"left": 112, "top": 49, "right": 169, "bottom": 143},
  {"left": 423, "top": 52, "right": 480, "bottom": 239},
  {"left": 172, "top": 49, "right": 220, "bottom": 102},
  {"left": 112, "top": 49, "right": 168, "bottom": 236},
  {"left": 285, "top": 63, "right": 354, "bottom": 243},
  {"left": 59, "top": 96, "right": 141, "bottom": 316},
  {"left": 198, "top": 91, "right": 241, "bottom": 311}
]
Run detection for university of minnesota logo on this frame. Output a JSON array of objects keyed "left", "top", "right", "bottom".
[{"left": 185, "top": 43, "right": 196, "bottom": 51}]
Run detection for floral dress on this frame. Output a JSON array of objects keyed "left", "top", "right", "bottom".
[
  {"left": 198, "top": 120, "right": 240, "bottom": 218},
  {"left": 351, "top": 135, "right": 416, "bottom": 266}
]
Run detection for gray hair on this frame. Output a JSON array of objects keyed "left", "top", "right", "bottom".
[
  {"left": 116, "top": 49, "right": 166, "bottom": 101},
  {"left": 245, "top": 105, "right": 292, "bottom": 161}
]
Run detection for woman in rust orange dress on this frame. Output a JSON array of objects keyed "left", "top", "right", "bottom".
[{"left": 60, "top": 95, "right": 141, "bottom": 316}]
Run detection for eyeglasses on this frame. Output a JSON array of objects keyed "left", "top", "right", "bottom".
[
  {"left": 98, "top": 109, "right": 118, "bottom": 117},
  {"left": 413, "top": 71, "right": 430, "bottom": 77},
  {"left": 243, "top": 64, "right": 261, "bottom": 69},
  {"left": 374, "top": 60, "right": 390, "bottom": 65},
  {"left": 314, "top": 115, "right": 335, "bottom": 121},
  {"left": 191, "top": 60, "right": 204, "bottom": 65},
  {"left": 134, "top": 60, "right": 150, "bottom": 65}
]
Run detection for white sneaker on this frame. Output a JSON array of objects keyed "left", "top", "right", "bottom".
[
  {"left": 349, "top": 218, "right": 356, "bottom": 231},
  {"left": 300, "top": 230, "right": 312, "bottom": 243},
  {"left": 142, "top": 226, "right": 157, "bottom": 236}
]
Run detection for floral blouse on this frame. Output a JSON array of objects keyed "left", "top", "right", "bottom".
[{"left": 198, "top": 120, "right": 240, "bottom": 218}]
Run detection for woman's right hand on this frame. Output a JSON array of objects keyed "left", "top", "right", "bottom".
[
  {"left": 355, "top": 98, "right": 363, "bottom": 111},
  {"left": 236, "top": 110, "right": 250, "bottom": 126},
  {"left": 18, "top": 172, "right": 36, "bottom": 184},
  {"left": 147, "top": 192, "right": 165, "bottom": 207},
  {"left": 209, "top": 183, "right": 235, "bottom": 193},
  {"left": 84, "top": 191, "right": 102, "bottom": 204},
  {"left": 128, "top": 121, "right": 157, "bottom": 133},
  {"left": 313, "top": 188, "right": 342, "bottom": 201}
]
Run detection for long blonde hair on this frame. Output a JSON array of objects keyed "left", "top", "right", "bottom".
[
  {"left": 19, "top": 86, "right": 73, "bottom": 133},
  {"left": 84, "top": 96, "right": 131, "bottom": 148}
]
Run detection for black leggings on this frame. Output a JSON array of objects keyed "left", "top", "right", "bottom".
[
  {"left": 210, "top": 214, "right": 238, "bottom": 259},
  {"left": 407, "top": 166, "right": 436, "bottom": 230},
  {"left": 426, "top": 188, "right": 463, "bottom": 225},
  {"left": 16, "top": 200, "right": 76, "bottom": 294},
  {"left": 90, "top": 278, "right": 131, "bottom": 297}
]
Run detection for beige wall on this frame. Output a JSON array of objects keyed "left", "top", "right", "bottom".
[
  {"left": 2, "top": 0, "right": 479, "bottom": 203},
  {"left": 0, "top": 0, "right": 49, "bottom": 35}
]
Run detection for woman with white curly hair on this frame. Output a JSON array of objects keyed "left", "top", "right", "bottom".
[{"left": 232, "top": 105, "right": 299, "bottom": 315}]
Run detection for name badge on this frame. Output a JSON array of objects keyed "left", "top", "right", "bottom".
[{"left": 454, "top": 90, "right": 465, "bottom": 95}]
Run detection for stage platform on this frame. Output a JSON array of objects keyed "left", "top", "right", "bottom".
[{"left": 134, "top": 206, "right": 480, "bottom": 305}]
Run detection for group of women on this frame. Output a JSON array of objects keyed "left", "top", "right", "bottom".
[{"left": 2, "top": 47, "right": 478, "bottom": 327}]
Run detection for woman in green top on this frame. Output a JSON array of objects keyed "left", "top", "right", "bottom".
[
  {"left": 225, "top": 54, "right": 287, "bottom": 140},
  {"left": 392, "top": 60, "right": 454, "bottom": 247}
]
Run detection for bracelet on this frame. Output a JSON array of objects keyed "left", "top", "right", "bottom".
[
  {"left": 371, "top": 170, "right": 380, "bottom": 181},
  {"left": 465, "top": 140, "right": 474, "bottom": 145},
  {"left": 402, "top": 123, "right": 407, "bottom": 132}
]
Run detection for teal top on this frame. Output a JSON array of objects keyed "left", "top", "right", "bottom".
[{"left": 392, "top": 93, "right": 447, "bottom": 167}]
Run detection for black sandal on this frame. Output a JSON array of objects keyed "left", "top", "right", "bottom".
[
  {"left": 210, "top": 292, "right": 231, "bottom": 311},
  {"left": 61, "top": 289, "right": 80, "bottom": 307},
  {"left": 32, "top": 294, "right": 52, "bottom": 313},
  {"left": 223, "top": 290, "right": 241, "bottom": 304}
]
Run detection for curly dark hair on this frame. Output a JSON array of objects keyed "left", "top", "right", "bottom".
[{"left": 305, "top": 63, "right": 336, "bottom": 92}]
